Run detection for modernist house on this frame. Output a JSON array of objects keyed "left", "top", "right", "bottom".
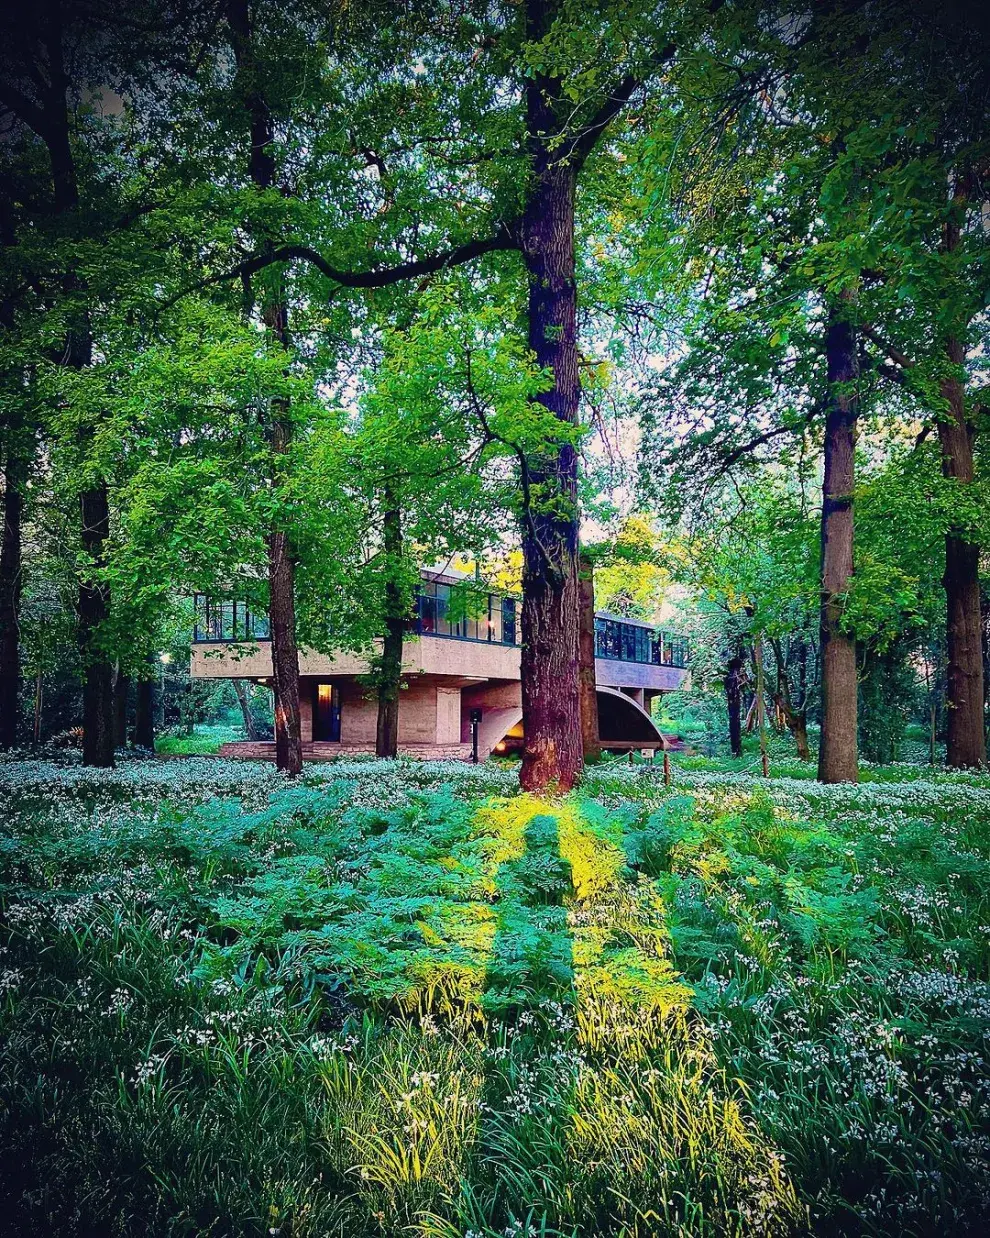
[{"left": 190, "top": 567, "right": 689, "bottom": 760}]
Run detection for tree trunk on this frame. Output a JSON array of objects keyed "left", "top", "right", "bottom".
[
  {"left": 1, "top": 3, "right": 115, "bottom": 765},
  {"left": 114, "top": 670, "right": 130, "bottom": 749},
  {"left": 268, "top": 524, "right": 303, "bottom": 774},
  {"left": 0, "top": 450, "right": 23, "bottom": 748},
  {"left": 79, "top": 481, "right": 115, "bottom": 766},
  {"left": 229, "top": 0, "right": 303, "bottom": 776},
  {"left": 376, "top": 504, "right": 405, "bottom": 759},
  {"left": 982, "top": 582, "right": 990, "bottom": 743},
  {"left": 33, "top": 671, "right": 42, "bottom": 745},
  {"left": 232, "top": 679, "right": 259, "bottom": 740},
  {"left": 938, "top": 338, "right": 986, "bottom": 767},
  {"left": 818, "top": 298, "right": 860, "bottom": 784},
  {"left": 49, "top": 26, "right": 116, "bottom": 769},
  {"left": 724, "top": 654, "right": 743, "bottom": 757},
  {"left": 770, "top": 637, "right": 811, "bottom": 760},
  {"left": 518, "top": 25, "right": 583, "bottom": 792},
  {"left": 133, "top": 663, "right": 155, "bottom": 750},
  {"left": 578, "top": 550, "right": 601, "bottom": 763}
]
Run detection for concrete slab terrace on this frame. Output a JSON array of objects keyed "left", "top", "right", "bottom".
[{"left": 216, "top": 741, "right": 473, "bottom": 761}]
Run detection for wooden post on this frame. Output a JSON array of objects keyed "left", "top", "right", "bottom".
[{"left": 663, "top": 749, "right": 671, "bottom": 787}]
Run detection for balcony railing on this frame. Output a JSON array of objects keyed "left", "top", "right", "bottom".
[
  {"left": 192, "top": 587, "right": 689, "bottom": 669},
  {"left": 193, "top": 595, "right": 269, "bottom": 642}
]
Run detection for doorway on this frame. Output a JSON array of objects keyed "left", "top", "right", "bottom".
[{"left": 313, "top": 683, "right": 341, "bottom": 741}]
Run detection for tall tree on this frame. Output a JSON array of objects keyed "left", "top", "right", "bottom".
[
  {"left": 226, "top": 0, "right": 304, "bottom": 774},
  {"left": 817, "top": 294, "right": 859, "bottom": 782}
]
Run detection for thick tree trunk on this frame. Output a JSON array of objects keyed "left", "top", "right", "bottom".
[
  {"left": 114, "top": 670, "right": 130, "bottom": 749},
  {"left": 376, "top": 505, "right": 404, "bottom": 759},
  {"left": 938, "top": 336, "right": 986, "bottom": 768},
  {"left": 724, "top": 654, "right": 743, "bottom": 757},
  {"left": 818, "top": 299, "right": 859, "bottom": 784},
  {"left": 229, "top": 0, "right": 303, "bottom": 776},
  {"left": 0, "top": 452, "right": 23, "bottom": 748},
  {"left": 232, "top": 679, "right": 259, "bottom": 741},
  {"left": 518, "top": 29, "right": 583, "bottom": 792},
  {"left": 578, "top": 550, "right": 600, "bottom": 763},
  {"left": 982, "top": 582, "right": 990, "bottom": 739},
  {"left": 133, "top": 660, "right": 155, "bottom": 750}
]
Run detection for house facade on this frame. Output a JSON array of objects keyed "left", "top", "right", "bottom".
[{"left": 190, "top": 568, "right": 689, "bottom": 759}]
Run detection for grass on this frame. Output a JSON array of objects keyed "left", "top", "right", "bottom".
[
  {"left": 1, "top": 752, "right": 988, "bottom": 1235},
  {"left": 155, "top": 723, "right": 244, "bottom": 756}
]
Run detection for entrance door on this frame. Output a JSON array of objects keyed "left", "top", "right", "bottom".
[{"left": 313, "top": 683, "right": 341, "bottom": 741}]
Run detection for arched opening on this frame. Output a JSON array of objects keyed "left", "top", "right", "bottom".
[{"left": 486, "top": 686, "right": 664, "bottom": 756}]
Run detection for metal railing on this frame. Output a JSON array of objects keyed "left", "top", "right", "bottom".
[
  {"left": 193, "top": 595, "right": 269, "bottom": 642},
  {"left": 192, "top": 588, "right": 689, "bottom": 669}
]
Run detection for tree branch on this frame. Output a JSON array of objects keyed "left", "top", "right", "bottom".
[
  {"left": 161, "top": 221, "right": 520, "bottom": 312},
  {"left": 714, "top": 406, "right": 819, "bottom": 477},
  {"left": 567, "top": 0, "right": 725, "bottom": 173},
  {"left": 567, "top": 70, "right": 656, "bottom": 174},
  {"left": 861, "top": 323, "right": 915, "bottom": 371},
  {"left": 0, "top": 82, "right": 48, "bottom": 138}
]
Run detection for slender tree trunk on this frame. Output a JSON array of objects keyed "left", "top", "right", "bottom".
[
  {"left": 818, "top": 298, "right": 860, "bottom": 783},
  {"left": 938, "top": 334, "right": 986, "bottom": 768},
  {"left": 518, "top": 24, "right": 583, "bottom": 792},
  {"left": 771, "top": 637, "right": 811, "bottom": 760},
  {"left": 1, "top": 4, "right": 114, "bottom": 764},
  {"left": 33, "top": 671, "right": 42, "bottom": 745},
  {"left": 114, "top": 670, "right": 130, "bottom": 749},
  {"left": 375, "top": 504, "right": 405, "bottom": 759},
  {"left": 79, "top": 480, "right": 115, "bottom": 765},
  {"left": 133, "top": 659, "right": 155, "bottom": 750},
  {"left": 578, "top": 550, "right": 600, "bottom": 763},
  {"left": 725, "top": 654, "right": 743, "bottom": 757},
  {"left": 232, "top": 679, "right": 259, "bottom": 740},
  {"left": 228, "top": 0, "right": 303, "bottom": 775},
  {"left": 268, "top": 521, "right": 303, "bottom": 773},
  {"left": 0, "top": 451, "right": 23, "bottom": 748}
]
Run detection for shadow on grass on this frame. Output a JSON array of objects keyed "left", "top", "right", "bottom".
[{"left": 461, "top": 808, "right": 579, "bottom": 1233}]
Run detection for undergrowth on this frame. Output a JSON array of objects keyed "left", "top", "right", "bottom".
[{"left": 1, "top": 754, "right": 988, "bottom": 1235}]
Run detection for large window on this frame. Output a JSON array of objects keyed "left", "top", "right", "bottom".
[
  {"left": 594, "top": 616, "right": 689, "bottom": 667},
  {"left": 660, "top": 634, "right": 689, "bottom": 669},
  {"left": 193, "top": 595, "right": 269, "bottom": 642},
  {"left": 413, "top": 582, "right": 518, "bottom": 645}
]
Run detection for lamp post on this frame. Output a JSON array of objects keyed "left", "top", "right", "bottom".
[{"left": 159, "top": 652, "right": 171, "bottom": 728}]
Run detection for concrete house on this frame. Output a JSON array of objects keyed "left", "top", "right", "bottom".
[{"left": 190, "top": 567, "right": 689, "bottom": 760}]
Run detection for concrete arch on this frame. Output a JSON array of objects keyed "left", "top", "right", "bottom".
[
  {"left": 483, "top": 685, "right": 665, "bottom": 756},
  {"left": 596, "top": 686, "right": 666, "bottom": 745}
]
